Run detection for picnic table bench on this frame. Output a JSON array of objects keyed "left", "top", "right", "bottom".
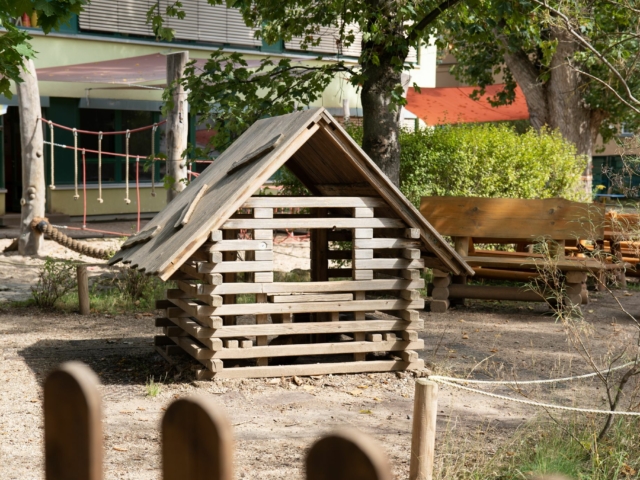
[{"left": 420, "top": 196, "right": 606, "bottom": 312}]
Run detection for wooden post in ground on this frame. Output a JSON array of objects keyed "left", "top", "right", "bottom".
[
  {"left": 44, "top": 362, "right": 103, "bottom": 480},
  {"left": 16, "top": 58, "right": 45, "bottom": 255},
  {"left": 409, "top": 379, "right": 438, "bottom": 480},
  {"left": 162, "top": 396, "right": 234, "bottom": 480},
  {"left": 166, "top": 52, "right": 189, "bottom": 203},
  {"left": 77, "top": 265, "right": 90, "bottom": 315}
]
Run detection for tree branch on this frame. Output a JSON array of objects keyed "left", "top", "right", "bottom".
[
  {"left": 531, "top": 0, "right": 640, "bottom": 108},
  {"left": 407, "top": 0, "right": 462, "bottom": 43}
]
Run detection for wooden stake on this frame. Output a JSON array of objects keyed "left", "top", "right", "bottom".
[
  {"left": 77, "top": 265, "right": 90, "bottom": 315},
  {"left": 166, "top": 52, "right": 189, "bottom": 202},
  {"left": 44, "top": 362, "right": 103, "bottom": 480},
  {"left": 162, "top": 396, "right": 234, "bottom": 480},
  {"left": 16, "top": 58, "right": 45, "bottom": 255},
  {"left": 409, "top": 379, "right": 438, "bottom": 480}
]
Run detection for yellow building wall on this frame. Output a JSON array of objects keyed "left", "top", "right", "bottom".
[
  {"left": 48, "top": 186, "right": 166, "bottom": 216},
  {"left": 0, "top": 191, "right": 5, "bottom": 216}
]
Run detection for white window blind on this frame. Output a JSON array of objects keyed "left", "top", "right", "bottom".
[
  {"left": 285, "top": 25, "right": 418, "bottom": 63},
  {"left": 285, "top": 25, "right": 363, "bottom": 57},
  {"left": 79, "top": 0, "right": 260, "bottom": 47}
]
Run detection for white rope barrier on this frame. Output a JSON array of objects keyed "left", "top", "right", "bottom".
[
  {"left": 429, "top": 361, "right": 637, "bottom": 386},
  {"left": 431, "top": 377, "right": 640, "bottom": 416}
]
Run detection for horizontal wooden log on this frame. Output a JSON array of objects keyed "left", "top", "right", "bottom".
[
  {"left": 168, "top": 297, "right": 216, "bottom": 317},
  {"left": 179, "top": 264, "right": 223, "bottom": 285},
  {"left": 211, "top": 299, "right": 424, "bottom": 317},
  {"left": 197, "top": 261, "right": 273, "bottom": 274},
  {"left": 241, "top": 196, "right": 387, "bottom": 209},
  {"left": 354, "top": 258, "right": 424, "bottom": 270},
  {"left": 253, "top": 229, "right": 273, "bottom": 240},
  {"left": 209, "top": 339, "right": 424, "bottom": 359},
  {"left": 353, "top": 249, "right": 373, "bottom": 259},
  {"left": 167, "top": 316, "right": 217, "bottom": 340},
  {"left": 155, "top": 317, "right": 174, "bottom": 327},
  {"left": 207, "top": 319, "right": 423, "bottom": 338},
  {"left": 168, "top": 336, "right": 215, "bottom": 360},
  {"left": 196, "top": 279, "right": 425, "bottom": 295},
  {"left": 205, "top": 239, "right": 273, "bottom": 252},
  {"left": 448, "top": 284, "right": 547, "bottom": 302},
  {"left": 197, "top": 359, "right": 425, "bottom": 379},
  {"left": 254, "top": 272, "right": 274, "bottom": 283},
  {"left": 403, "top": 248, "right": 421, "bottom": 260},
  {"left": 222, "top": 218, "right": 406, "bottom": 230},
  {"left": 167, "top": 288, "right": 223, "bottom": 307},
  {"left": 353, "top": 238, "right": 421, "bottom": 249},
  {"left": 463, "top": 255, "right": 603, "bottom": 271},
  {"left": 472, "top": 268, "right": 538, "bottom": 282},
  {"left": 268, "top": 293, "right": 354, "bottom": 303}
]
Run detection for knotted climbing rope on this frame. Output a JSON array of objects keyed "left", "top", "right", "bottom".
[{"left": 31, "top": 218, "right": 112, "bottom": 260}]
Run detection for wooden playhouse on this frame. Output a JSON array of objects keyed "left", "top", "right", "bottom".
[{"left": 109, "top": 108, "right": 472, "bottom": 379}]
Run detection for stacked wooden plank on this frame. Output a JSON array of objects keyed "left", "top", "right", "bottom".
[
  {"left": 420, "top": 196, "right": 606, "bottom": 312},
  {"left": 154, "top": 196, "right": 425, "bottom": 379}
]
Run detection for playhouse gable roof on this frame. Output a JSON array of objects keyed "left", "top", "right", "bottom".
[{"left": 109, "top": 108, "right": 471, "bottom": 279}]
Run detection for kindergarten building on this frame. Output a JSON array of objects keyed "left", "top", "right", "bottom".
[{"left": 0, "top": 1, "right": 438, "bottom": 221}]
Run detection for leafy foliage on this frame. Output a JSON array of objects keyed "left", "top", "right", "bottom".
[
  {"left": 398, "top": 124, "right": 586, "bottom": 204},
  {"left": 441, "top": 0, "right": 640, "bottom": 142},
  {"left": 0, "top": 0, "right": 87, "bottom": 97},
  {"left": 30, "top": 257, "right": 76, "bottom": 309},
  {"left": 348, "top": 123, "right": 585, "bottom": 204},
  {"left": 149, "top": 0, "right": 459, "bottom": 154}
]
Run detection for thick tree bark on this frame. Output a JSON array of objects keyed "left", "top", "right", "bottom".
[
  {"left": 361, "top": 55, "right": 403, "bottom": 186},
  {"left": 17, "top": 58, "right": 45, "bottom": 255},
  {"left": 166, "top": 52, "right": 189, "bottom": 203},
  {"left": 502, "top": 28, "right": 606, "bottom": 193}
]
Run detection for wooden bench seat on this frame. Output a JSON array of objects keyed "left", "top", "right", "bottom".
[{"left": 420, "top": 196, "right": 606, "bottom": 312}]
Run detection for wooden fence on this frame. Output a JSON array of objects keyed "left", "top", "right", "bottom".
[{"left": 43, "top": 361, "right": 399, "bottom": 480}]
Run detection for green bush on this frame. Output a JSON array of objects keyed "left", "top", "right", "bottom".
[
  {"left": 31, "top": 258, "right": 76, "bottom": 309},
  {"left": 400, "top": 123, "right": 587, "bottom": 205},
  {"left": 345, "top": 122, "right": 587, "bottom": 205}
]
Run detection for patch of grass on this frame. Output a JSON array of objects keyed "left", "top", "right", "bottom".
[
  {"left": 145, "top": 376, "right": 162, "bottom": 397},
  {"left": 55, "top": 272, "right": 167, "bottom": 314},
  {"left": 437, "top": 417, "right": 640, "bottom": 480}
]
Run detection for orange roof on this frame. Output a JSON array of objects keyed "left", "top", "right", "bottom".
[{"left": 406, "top": 84, "right": 530, "bottom": 125}]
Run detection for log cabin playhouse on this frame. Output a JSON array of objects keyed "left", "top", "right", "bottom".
[{"left": 109, "top": 108, "right": 472, "bottom": 379}]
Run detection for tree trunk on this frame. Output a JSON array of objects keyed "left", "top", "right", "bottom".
[
  {"left": 360, "top": 55, "right": 403, "bottom": 186},
  {"left": 502, "top": 28, "right": 606, "bottom": 195},
  {"left": 166, "top": 52, "right": 189, "bottom": 203},
  {"left": 17, "top": 58, "right": 45, "bottom": 255},
  {"left": 546, "top": 29, "right": 605, "bottom": 194}
]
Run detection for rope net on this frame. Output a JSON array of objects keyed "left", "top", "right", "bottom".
[{"left": 38, "top": 117, "right": 213, "bottom": 239}]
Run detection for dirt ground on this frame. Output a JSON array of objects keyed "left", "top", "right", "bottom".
[{"left": 2, "top": 238, "right": 640, "bottom": 479}]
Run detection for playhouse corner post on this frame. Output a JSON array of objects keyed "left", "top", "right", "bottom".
[
  {"left": 166, "top": 51, "right": 189, "bottom": 203},
  {"left": 17, "top": 58, "right": 45, "bottom": 255}
]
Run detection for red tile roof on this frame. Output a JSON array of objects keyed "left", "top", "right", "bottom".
[{"left": 406, "top": 84, "right": 530, "bottom": 125}]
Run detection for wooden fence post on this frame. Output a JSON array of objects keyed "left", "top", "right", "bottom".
[
  {"left": 162, "top": 396, "right": 234, "bottom": 480},
  {"left": 165, "top": 51, "right": 189, "bottom": 203},
  {"left": 77, "top": 265, "right": 90, "bottom": 315},
  {"left": 409, "top": 379, "right": 438, "bottom": 480},
  {"left": 306, "top": 429, "right": 392, "bottom": 480},
  {"left": 44, "top": 361, "right": 103, "bottom": 480}
]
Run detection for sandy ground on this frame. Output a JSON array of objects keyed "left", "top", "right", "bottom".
[{"left": 2, "top": 238, "right": 640, "bottom": 479}]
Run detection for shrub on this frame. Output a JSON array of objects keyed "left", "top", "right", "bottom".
[
  {"left": 344, "top": 122, "right": 587, "bottom": 205},
  {"left": 399, "top": 123, "right": 587, "bottom": 205},
  {"left": 31, "top": 258, "right": 76, "bottom": 308}
]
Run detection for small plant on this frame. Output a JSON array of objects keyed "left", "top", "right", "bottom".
[
  {"left": 116, "top": 267, "right": 158, "bottom": 300},
  {"left": 31, "top": 258, "right": 76, "bottom": 308},
  {"left": 145, "top": 376, "right": 161, "bottom": 397}
]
